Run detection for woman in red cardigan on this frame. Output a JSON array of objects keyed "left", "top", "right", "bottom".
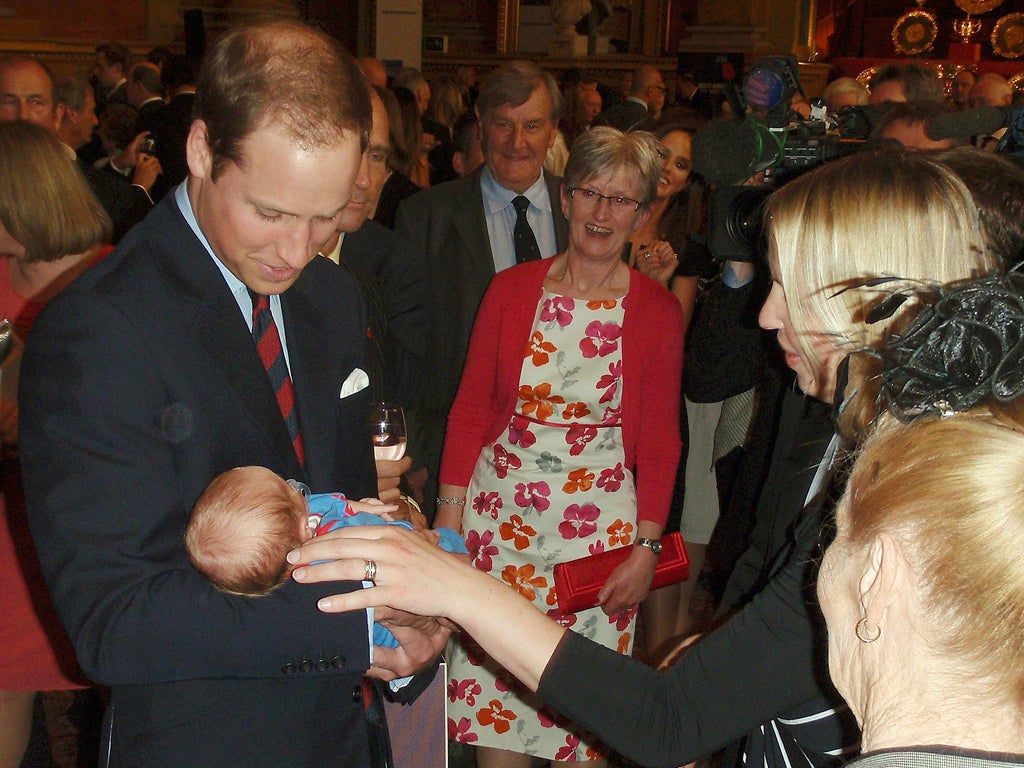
[{"left": 432, "top": 127, "right": 684, "bottom": 768}]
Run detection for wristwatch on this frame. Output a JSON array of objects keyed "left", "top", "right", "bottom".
[{"left": 635, "top": 537, "right": 663, "bottom": 556}]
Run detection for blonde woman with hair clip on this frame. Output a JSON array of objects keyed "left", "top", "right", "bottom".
[{"left": 290, "top": 148, "right": 1000, "bottom": 768}]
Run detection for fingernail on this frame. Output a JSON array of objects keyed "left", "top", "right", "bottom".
[
  {"left": 317, "top": 598, "right": 333, "bottom": 611},
  {"left": 292, "top": 566, "right": 307, "bottom": 581},
  {"left": 286, "top": 550, "right": 299, "bottom": 564}
]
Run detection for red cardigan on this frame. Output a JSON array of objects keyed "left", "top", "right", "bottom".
[{"left": 439, "top": 257, "right": 684, "bottom": 527}]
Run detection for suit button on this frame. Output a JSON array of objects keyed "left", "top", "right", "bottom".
[
  {"left": 282, "top": 662, "right": 297, "bottom": 675},
  {"left": 316, "top": 658, "right": 329, "bottom": 671},
  {"left": 299, "top": 658, "right": 313, "bottom": 673},
  {"left": 351, "top": 685, "right": 363, "bottom": 703},
  {"left": 332, "top": 655, "right": 345, "bottom": 669}
]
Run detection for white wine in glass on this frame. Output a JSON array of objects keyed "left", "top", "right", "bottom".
[{"left": 368, "top": 402, "right": 407, "bottom": 461}]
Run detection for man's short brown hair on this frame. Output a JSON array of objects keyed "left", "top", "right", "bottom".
[{"left": 193, "top": 19, "right": 372, "bottom": 180}]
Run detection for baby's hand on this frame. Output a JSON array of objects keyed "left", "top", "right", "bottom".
[{"left": 349, "top": 498, "right": 398, "bottom": 521}]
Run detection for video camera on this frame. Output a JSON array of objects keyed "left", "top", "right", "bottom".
[{"left": 693, "top": 55, "right": 873, "bottom": 261}]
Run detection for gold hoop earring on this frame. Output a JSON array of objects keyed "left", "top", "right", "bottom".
[{"left": 855, "top": 617, "right": 881, "bottom": 643}]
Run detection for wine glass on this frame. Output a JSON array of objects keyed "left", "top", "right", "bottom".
[{"left": 368, "top": 402, "right": 407, "bottom": 461}]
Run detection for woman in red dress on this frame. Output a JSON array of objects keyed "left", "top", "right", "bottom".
[{"left": 0, "top": 120, "right": 112, "bottom": 768}]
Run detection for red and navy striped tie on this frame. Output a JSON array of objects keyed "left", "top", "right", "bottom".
[{"left": 250, "top": 291, "right": 305, "bottom": 465}]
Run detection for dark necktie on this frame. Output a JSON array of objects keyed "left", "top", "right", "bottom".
[
  {"left": 249, "top": 291, "right": 305, "bottom": 465},
  {"left": 512, "top": 195, "right": 541, "bottom": 264}
]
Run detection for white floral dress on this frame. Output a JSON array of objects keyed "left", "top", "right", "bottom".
[{"left": 447, "top": 290, "right": 639, "bottom": 761}]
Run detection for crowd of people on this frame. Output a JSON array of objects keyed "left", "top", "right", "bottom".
[{"left": 1, "top": 18, "right": 1024, "bottom": 768}]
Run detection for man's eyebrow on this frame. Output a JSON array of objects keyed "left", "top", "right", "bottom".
[{"left": 248, "top": 197, "right": 346, "bottom": 220}]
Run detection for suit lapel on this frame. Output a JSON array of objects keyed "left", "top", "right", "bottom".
[
  {"left": 544, "top": 170, "right": 569, "bottom": 252},
  {"left": 146, "top": 198, "right": 305, "bottom": 479},
  {"left": 451, "top": 170, "right": 496, "bottom": 281}
]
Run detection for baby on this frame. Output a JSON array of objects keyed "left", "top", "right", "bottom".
[{"left": 185, "top": 465, "right": 466, "bottom": 647}]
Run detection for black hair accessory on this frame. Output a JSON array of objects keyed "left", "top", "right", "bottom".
[{"left": 874, "top": 271, "right": 1024, "bottom": 421}]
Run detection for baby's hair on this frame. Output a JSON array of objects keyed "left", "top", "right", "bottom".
[{"left": 185, "top": 466, "right": 306, "bottom": 596}]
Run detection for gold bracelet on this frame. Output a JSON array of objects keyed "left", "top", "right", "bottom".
[{"left": 436, "top": 496, "right": 466, "bottom": 507}]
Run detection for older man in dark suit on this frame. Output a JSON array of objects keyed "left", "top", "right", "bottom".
[
  {"left": 20, "top": 20, "right": 445, "bottom": 768},
  {"left": 395, "top": 60, "right": 569, "bottom": 517}
]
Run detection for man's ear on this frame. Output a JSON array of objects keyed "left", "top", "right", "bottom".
[
  {"left": 186, "top": 119, "right": 213, "bottom": 180},
  {"left": 859, "top": 533, "right": 900, "bottom": 628}
]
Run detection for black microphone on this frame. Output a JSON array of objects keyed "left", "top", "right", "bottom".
[
  {"left": 692, "top": 117, "right": 783, "bottom": 186},
  {"left": 926, "top": 106, "right": 1013, "bottom": 140}
]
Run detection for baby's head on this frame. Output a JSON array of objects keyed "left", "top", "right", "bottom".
[{"left": 186, "top": 466, "right": 312, "bottom": 596}]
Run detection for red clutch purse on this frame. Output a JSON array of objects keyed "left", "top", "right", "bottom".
[{"left": 552, "top": 532, "right": 689, "bottom": 614}]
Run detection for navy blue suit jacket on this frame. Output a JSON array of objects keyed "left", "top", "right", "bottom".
[{"left": 20, "top": 194, "right": 380, "bottom": 767}]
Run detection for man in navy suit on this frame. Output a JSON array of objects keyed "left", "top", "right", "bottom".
[{"left": 20, "top": 19, "right": 446, "bottom": 768}]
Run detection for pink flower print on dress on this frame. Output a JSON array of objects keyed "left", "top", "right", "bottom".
[
  {"left": 546, "top": 605, "right": 577, "bottom": 628},
  {"left": 540, "top": 296, "right": 576, "bottom": 327},
  {"left": 448, "top": 678, "right": 482, "bottom": 706},
  {"left": 579, "top": 320, "right": 622, "bottom": 358},
  {"left": 513, "top": 481, "right": 551, "bottom": 512},
  {"left": 526, "top": 330, "right": 557, "bottom": 366},
  {"left": 601, "top": 404, "right": 622, "bottom": 426},
  {"left": 472, "top": 490, "right": 503, "bottom": 520},
  {"left": 558, "top": 502, "right": 600, "bottom": 539},
  {"left": 448, "top": 716, "right": 478, "bottom": 744},
  {"left": 555, "top": 734, "right": 582, "bottom": 761},
  {"left": 565, "top": 423, "right": 598, "bottom": 456},
  {"left": 507, "top": 414, "right": 537, "bottom": 448},
  {"left": 465, "top": 529, "right": 499, "bottom": 571},
  {"left": 613, "top": 604, "right": 639, "bottom": 631},
  {"left": 596, "top": 462, "right": 626, "bottom": 493},
  {"left": 596, "top": 360, "right": 622, "bottom": 404},
  {"left": 492, "top": 444, "right": 522, "bottom": 479}
]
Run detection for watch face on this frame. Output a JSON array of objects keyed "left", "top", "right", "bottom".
[{"left": 639, "top": 537, "right": 662, "bottom": 554}]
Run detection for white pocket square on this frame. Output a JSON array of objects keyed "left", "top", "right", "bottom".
[{"left": 339, "top": 368, "right": 369, "bottom": 399}]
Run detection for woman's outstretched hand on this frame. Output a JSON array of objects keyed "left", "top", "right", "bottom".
[{"left": 289, "top": 525, "right": 458, "bottom": 618}]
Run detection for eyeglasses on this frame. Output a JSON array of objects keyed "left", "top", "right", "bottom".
[{"left": 569, "top": 187, "right": 642, "bottom": 212}]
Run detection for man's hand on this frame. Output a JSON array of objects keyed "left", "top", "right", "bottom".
[
  {"left": 132, "top": 153, "right": 162, "bottom": 193},
  {"left": 376, "top": 455, "right": 412, "bottom": 503},
  {"left": 367, "top": 606, "right": 450, "bottom": 680}
]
